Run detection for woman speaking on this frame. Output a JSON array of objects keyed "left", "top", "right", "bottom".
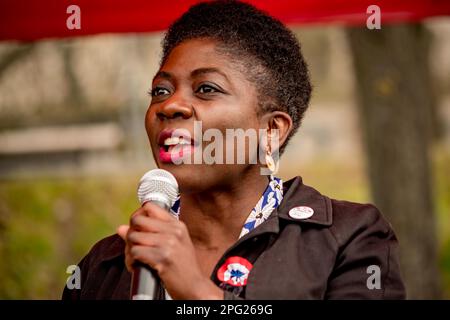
[{"left": 63, "top": 0, "right": 405, "bottom": 300}]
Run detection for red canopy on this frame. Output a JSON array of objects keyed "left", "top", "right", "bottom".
[{"left": 1, "top": 0, "right": 449, "bottom": 42}]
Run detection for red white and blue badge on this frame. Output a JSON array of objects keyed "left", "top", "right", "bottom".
[{"left": 217, "top": 256, "right": 253, "bottom": 287}]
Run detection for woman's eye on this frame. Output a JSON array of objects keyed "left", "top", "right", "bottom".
[
  {"left": 196, "top": 84, "right": 219, "bottom": 94},
  {"left": 151, "top": 87, "right": 170, "bottom": 96}
]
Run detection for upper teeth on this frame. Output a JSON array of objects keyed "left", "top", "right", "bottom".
[{"left": 164, "top": 137, "right": 190, "bottom": 146}]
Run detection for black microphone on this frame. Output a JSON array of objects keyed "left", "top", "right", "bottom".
[{"left": 131, "top": 169, "right": 179, "bottom": 300}]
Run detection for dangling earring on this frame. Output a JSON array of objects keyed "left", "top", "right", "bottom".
[{"left": 265, "top": 148, "right": 277, "bottom": 173}]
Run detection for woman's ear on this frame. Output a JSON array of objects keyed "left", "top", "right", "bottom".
[{"left": 260, "top": 111, "right": 293, "bottom": 152}]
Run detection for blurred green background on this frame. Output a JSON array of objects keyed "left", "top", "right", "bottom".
[{"left": 0, "top": 22, "right": 449, "bottom": 299}]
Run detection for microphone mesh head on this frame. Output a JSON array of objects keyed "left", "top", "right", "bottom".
[{"left": 137, "top": 169, "right": 179, "bottom": 208}]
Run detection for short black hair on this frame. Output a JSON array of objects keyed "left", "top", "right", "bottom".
[{"left": 161, "top": 0, "right": 312, "bottom": 154}]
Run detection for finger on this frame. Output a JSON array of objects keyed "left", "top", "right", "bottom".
[
  {"left": 127, "top": 230, "right": 165, "bottom": 246},
  {"left": 124, "top": 246, "right": 134, "bottom": 272},
  {"left": 129, "top": 214, "right": 175, "bottom": 233},
  {"left": 128, "top": 245, "right": 168, "bottom": 273},
  {"left": 117, "top": 225, "right": 130, "bottom": 240},
  {"left": 125, "top": 229, "right": 169, "bottom": 272},
  {"left": 130, "top": 206, "right": 145, "bottom": 219},
  {"left": 119, "top": 232, "right": 132, "bottom": 272},
  {"left": 141, "top": 202, "right": 175, "bottom": 222}
]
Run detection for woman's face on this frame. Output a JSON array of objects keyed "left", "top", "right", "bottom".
[{"left": 145, "top": 38, "right": 263, "bottom": 193}]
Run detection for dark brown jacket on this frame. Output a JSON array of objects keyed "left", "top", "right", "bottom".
[{"left": 62, "top": 177, "right": 406, "bottom": 300}]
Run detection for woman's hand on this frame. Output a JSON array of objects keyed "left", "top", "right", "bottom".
[{"left": 117, "top": 202, "right": 223, "bottom": 300}]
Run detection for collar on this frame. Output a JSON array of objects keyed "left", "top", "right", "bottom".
[
  {"left": 239, "top": 176, "right": 283, "bottom": 238},
  {"left": 204, "top": 176, "right": 334, "bottom": 278},
  {"left": 234, "top": 176, "right": 332, "bottom": 246}
]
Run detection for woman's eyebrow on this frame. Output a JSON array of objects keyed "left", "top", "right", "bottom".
[
  {"left": 152, "top": 71, "right": 172, "bottom": 82},
  {"left": 191, "top": 68, "right": 229, "bottom": 82}
]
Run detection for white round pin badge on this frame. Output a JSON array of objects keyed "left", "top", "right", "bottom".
[{"left": 288, "top": 206, "right": 314, "bottom": 219}]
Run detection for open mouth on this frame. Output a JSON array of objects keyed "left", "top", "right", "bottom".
[
  {"left": 161, "top": 136, "right": 192, "bottom": 152},
  {"left": 157, "top": 129, "right": 195, "bottom": 163}
]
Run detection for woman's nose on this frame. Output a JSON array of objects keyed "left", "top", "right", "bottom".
[{"left": 156, "top": 94, "right": 193, "bottom": 120}]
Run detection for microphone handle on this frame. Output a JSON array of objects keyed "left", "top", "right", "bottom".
[
  {"left": 130, "top": 199, "right": 169, "bottom": 300},
  {"left": 131, "top": 263, "right": 161, "bottom": 300}
]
